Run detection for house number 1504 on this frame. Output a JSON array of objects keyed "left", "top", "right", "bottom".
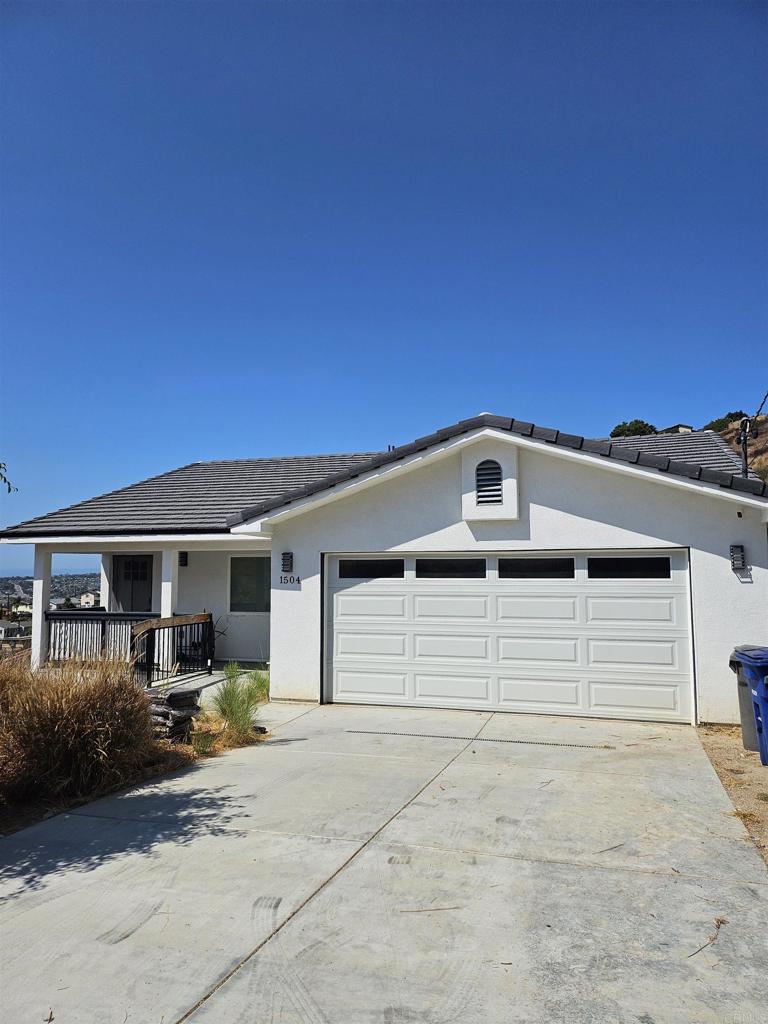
[{"left": 280, "top": 574, "right": 301, "bottom": 585}]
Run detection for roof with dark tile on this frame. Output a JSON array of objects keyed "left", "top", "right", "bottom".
[
  {"left": 606, "top": 430, "right": 753, "bottom": 475},
  {"left": 0, "top": 454, "right": 380, "bottom": 537},
  {"left": 3, "top": 416, "right": 766, "bottom": 539}
]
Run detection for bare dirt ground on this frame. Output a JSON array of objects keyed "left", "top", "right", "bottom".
[{"left": 699, "top": 724, "right": 768, "bottom": 865}]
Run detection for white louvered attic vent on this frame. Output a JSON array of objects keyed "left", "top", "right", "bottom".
[{"left": 475, "top": 459, "right": 503, "bottom": 505}]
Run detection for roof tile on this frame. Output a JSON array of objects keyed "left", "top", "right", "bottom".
[{"left": 581, "top": 438, "right": 612, "bottom": 456}]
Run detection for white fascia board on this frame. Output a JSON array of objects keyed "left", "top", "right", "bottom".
[
  {"left": 231, "top": 427, "right": 768, "bottom": 531},
  {"left": 0, "top": 533, "right": 272, "bottom": 551}
]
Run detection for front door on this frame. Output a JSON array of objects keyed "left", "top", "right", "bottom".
[{"left": 112, "top": 555, "right": 153, "bottom": 613}]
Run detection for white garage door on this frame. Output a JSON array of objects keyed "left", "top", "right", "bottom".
[{"left": 326, "top": 551, "right": 693, "bottom": 722}]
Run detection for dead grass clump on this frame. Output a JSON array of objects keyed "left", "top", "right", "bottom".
[
  {"left": 0, "top": 655, "right": 158, "bottom": 804},
  {"left": 732, "top": 809, "right": 760, "bottom": 826}
]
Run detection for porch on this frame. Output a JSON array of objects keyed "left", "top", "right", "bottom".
[
  {"left": 44, "top": 609, "right": 216, "bottom": 685},
  {"left": 26, "top": 540, "right": 272, "bottom": 671}
]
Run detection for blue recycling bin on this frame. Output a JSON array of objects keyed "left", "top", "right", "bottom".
[{"left": 733, "top": 646, "right": 768, "bottom": 766}]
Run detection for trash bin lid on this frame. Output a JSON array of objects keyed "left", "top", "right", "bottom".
[{"left": 733, "top": 645, "right": 768, "bottom": 666}]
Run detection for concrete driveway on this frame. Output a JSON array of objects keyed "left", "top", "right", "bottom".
[{"left": 1, "top": 704, "right": 766, "bottom": 1024}]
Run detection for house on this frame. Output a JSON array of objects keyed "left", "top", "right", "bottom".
[
  {"left": 79, "top": 591, "right": 101, "bottom": 608},
  {"left": 0, "top": 620, "right": 23, "bottom": 640},
  {"left": 2, "top": 413, "right": 767, "bottom": 724}
]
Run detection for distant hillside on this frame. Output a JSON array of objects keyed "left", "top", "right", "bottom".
[{"left": 719, "top": 416, "right": 768, "bottom": 482}]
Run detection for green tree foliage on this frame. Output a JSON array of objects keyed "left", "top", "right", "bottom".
[
  {"left": 610, "top": 419, "right": 657, "bottom": 438},
  {"left": 701, "top": 410, "right": 748, "bottom": 432}
]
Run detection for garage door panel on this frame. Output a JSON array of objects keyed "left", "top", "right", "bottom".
[
  {"left": 414, "top": 595, "right": 488, "bottom": 619},
  {"left": 336, "top": 633, "right": 407, "bottom": 658},
  {"left": 498, "top": 676, "right": 581, "bottom": 707},
  {"left": 497, "top": 637, "right": 579, "bottom": 663},
  {"left": 414, "top": 673, "right": 491, "bottom": 702},
  {"left": 589, "top": 681, "right": 679, "bottom": 713},
  {"left": 497, "top": 596, "right": 578, "bottom": 622},
  {"left": 335, "top": 670, "right": 407, "bottom": 697},
  {"left": 328, "top": 552, "right": 692, "bottom": 722},
  {"left": 587, "top": 638, "right": 678, "bottom": 669},
  {"left": 586, "top": 596, "right": 676, "bottom": 624},
  {"left": 335, "top": 594, "right": 407, "bottom": 619},
  {"left": 414, "top": 634, "right": 489, "bottom": 660}
]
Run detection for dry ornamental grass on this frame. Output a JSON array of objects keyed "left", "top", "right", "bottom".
[
  {"left": 0, "top": 656, "right": 270, "bottom": 834},
  {"left": 0, "top": 656, "right": 166, "bottom": 805}
]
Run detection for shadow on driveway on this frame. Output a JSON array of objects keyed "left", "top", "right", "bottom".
[
  {"left": 0, "top": 732, "right": 313, "bottom": 895},
  {"left": 0, "top": 761, "right": 245, "bottom": 895}
]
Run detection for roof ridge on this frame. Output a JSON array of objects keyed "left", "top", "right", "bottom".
[{"left": 605, "top": 428, "right": 716, "bottom": 441}]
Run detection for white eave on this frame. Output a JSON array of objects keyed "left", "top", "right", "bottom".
[{"left": 0, "top": 532, "right": 272, "bottom": 549}]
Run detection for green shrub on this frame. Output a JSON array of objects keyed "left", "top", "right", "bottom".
[
  {"left": 210, "top": 675, "right": 261, "bottom": 744},
  {"left": 246, "top": 669, "right": 269, "bottom": 703},
  {"left": 701, "top": 410, "right": 748, "bottom": 432},
  {"left": 0, "top": 657, "right": 157, "bottom": 804},
  {"left": 223, "top": 661, "right": 242, "bottom": 684}
]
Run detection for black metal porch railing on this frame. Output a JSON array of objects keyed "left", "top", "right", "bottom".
[
  {"left": 45, "top": 610, "right": 155, "bottom": 663},
  {"left": 131, "top": 612, "right": 215, "bottom": 686}
]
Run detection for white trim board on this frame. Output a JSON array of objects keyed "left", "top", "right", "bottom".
[{"left": 1, "top": 535, "right": 272, "bottom": 550}]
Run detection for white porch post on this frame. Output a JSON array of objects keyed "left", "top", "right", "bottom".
[
  {"left": 160, "top": 549, "right": 178, "bottom": 619},
  {"left": 31, "top": 546, "right": 52, "bottom": 669},
  {"left": 99, "top": 554, "right": 112, "bottom": 611}
]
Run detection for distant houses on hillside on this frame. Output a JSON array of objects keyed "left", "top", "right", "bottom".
[
  {"left": 0, "top": 620, "right": 25, "bottom": 640},
  {"left": 49, "top": 591, "right": 102, "bottom": 611}
]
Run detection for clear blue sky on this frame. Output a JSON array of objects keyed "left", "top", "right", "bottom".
[{"left": 1, "top": 1, "right": 766, "bottom": 576}]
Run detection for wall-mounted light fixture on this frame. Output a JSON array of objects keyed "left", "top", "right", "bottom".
[
  {"left": 178, "top": 551, "right": 188, "bottom": 567},
  {"left": 281, "top": 552, "right": 294, "bottom": 573},
  {"left": 729, "top": 545, "right": 746, "bottom": 571}
]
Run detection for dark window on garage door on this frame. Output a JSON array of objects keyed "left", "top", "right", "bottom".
[
  {"left": 499, "top": 557, "right": 575, "bottom": 579},
  {"left": 415, "top": 558, "right": 487, "bottom": 579},
  {"left": 587, "top": 556, "right": 671, "bottom": 579},
  {"left": 338, "top": 559, "right": 405, "bottom": 579}
]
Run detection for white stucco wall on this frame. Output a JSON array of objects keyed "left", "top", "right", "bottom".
[
  {"left": 266, "top": 442, "right": 768, "bottom": 723},
  {"left": 176, "top": 550, "right": 270, "bottom": 662}
]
